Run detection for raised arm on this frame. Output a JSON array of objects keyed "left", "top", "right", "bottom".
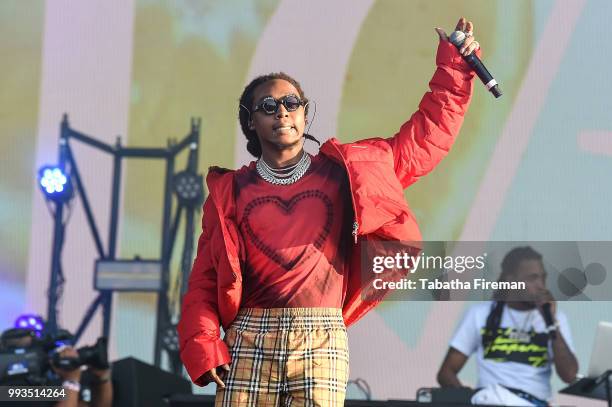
[
  {"left": 538, "top": 296, "right": 579, "bottom": 384},
  {"left": 177, "top": 197, "right": 231, "bottom": 387},
  {"left": 387, "top": 18, "right": 480, "bottom": 188}
]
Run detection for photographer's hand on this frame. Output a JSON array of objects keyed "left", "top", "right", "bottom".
[
  {"left": 51, "top": 346, "right": 81, "bottom": 382},
  {"left": 88, "top": 366, "right": 113, "bottom": 407},
  {"left": 51, "top": 347, "right": 81, "bottom": 407}
]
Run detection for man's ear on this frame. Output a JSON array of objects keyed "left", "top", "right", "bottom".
[{"left": 248, "top": 121, "right": 254, "bottom": 130}]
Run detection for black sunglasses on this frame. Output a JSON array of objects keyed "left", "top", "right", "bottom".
[{"left": 253, "top": 94, "right": 305, "bottom": 115}]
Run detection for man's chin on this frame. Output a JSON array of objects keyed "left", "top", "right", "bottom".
[{"left": 269, "top": 137, "right": 303, "bottom": 150}]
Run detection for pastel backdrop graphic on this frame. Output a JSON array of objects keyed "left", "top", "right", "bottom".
[{"left": 1, "top": 0, "right": 610, "bottom": 404}]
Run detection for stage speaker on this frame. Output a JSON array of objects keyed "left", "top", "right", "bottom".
[
  {"left": 167, "top": 395, "right": 410, "bottom": 406},
  {"left": 112, "top": 357, "right": 191, "bottom": 407}
]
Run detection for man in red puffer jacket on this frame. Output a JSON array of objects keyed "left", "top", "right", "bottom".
[{"left": 179, "top": 17, "right": 481, "bottom": 406}]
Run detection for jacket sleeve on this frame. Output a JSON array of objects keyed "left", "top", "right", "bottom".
[
  {"left": 177, "top": 197, "right": 231, "bottom": 386},
  {"left": 386, "top": 40, "right": 478, "bottom": 188}
]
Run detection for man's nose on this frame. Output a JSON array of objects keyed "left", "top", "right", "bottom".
[{"left": 275, "top": 104, "right": 289, "bottom": 118}]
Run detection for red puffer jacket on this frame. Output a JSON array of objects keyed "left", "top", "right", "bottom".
[{"left": 178, "top": 40, "right": 477, "bottom": 386}]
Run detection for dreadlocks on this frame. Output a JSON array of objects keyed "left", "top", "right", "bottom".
[{"left": 238, "top": 72, "right": 318, "bottom": 157}]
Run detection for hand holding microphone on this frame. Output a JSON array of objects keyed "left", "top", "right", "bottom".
[
  {"left": 537, "top": 290, "right": 558, "bottom": 339},
  {"left": 435, "top": 18, "right": 503, "bottom": 98}
]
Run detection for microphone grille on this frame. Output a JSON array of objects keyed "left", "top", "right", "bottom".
[{"left": 449, "top": 30, "right": 466, "bottom": 46}]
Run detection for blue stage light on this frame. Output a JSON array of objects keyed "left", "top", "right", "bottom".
[
  {"left": 14, "top": 314, "right": 45, "bottom": 336},
  {"left": 38, "top": 165, "right": 73, "bottom": 202}
]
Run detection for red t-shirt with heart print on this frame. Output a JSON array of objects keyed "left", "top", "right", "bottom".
[{"left": 235, "top": 154, "right": 353, "bottom": 308}]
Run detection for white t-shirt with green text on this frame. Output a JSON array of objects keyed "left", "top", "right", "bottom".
[{"left": 450, "top": 301, "right": 574, "bottom": 401}]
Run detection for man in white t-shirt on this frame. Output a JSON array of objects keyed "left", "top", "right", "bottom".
[{"left": 437, "top": 247, "right": 578, "bottom": 405}]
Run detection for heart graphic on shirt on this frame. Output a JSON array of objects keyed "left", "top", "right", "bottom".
[{"left": 242, "top": 190, "right": 333, "bottom": 270}]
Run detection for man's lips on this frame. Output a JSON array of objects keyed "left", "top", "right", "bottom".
[
  {"left": 273, "top": 124, "right": 294, "bottom": 131},
  {"left": 273, "top": 125, "right": 296, "bottom": 135}
]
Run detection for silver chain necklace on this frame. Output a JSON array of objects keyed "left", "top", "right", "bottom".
[
  {"left": 256, "top": 151, "right": 311, "bottom": 185},
  {"left": 507, "top": 307, "right": 534, "bottom": 343}
]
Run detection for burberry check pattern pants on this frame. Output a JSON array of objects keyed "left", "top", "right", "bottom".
[{"left": 215, "top": 308, "right": 349, "bottom": 407}]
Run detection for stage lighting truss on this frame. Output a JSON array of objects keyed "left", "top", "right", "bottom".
[
  {"left": 173, "top": 170, "right": 203, "bottom": 207},
  {"left": 38, "top": 165, "right": 74, "bottom": 203}
]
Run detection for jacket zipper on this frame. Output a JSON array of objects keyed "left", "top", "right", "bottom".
[
  {"left": 352, "top": 221, "right": 359, "bottom": 244},
  {"left": 326, "top": 142, "right": 361, "bottom": 245}
]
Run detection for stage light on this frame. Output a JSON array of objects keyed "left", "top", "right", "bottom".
[
  {"left": 94, "top": 259, "right": 162, "bottom": 291},
  {"left": 14, "top": 314, "right": 45, "bottom": 336},
  {"left": 173, "top": 170, "right": 203, "bottom": 206},
  {"left": 38, "top": 165, "right": 73, "bottom": 202},
  {"left": 162, "top": 326, "right": 179, "bottom": 352}
]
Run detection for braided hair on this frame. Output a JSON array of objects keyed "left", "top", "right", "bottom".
[
  {"left": 238, "top": 72, "right": 319, "bottom": 157},
  {"left": 482, "top": 246, "right": 543, "bottom": 350}
]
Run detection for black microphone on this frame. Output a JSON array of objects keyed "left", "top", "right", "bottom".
[
  {"left": 449, "top": 31, "right": 502, "bottom": 98},
  {"left": 542, "top": 303, "right": 557, "bottom": 340}
]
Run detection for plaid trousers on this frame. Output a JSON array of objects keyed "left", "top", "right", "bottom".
[{"left": 215, "top": 308, "right": 349, "bottom": 407}]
